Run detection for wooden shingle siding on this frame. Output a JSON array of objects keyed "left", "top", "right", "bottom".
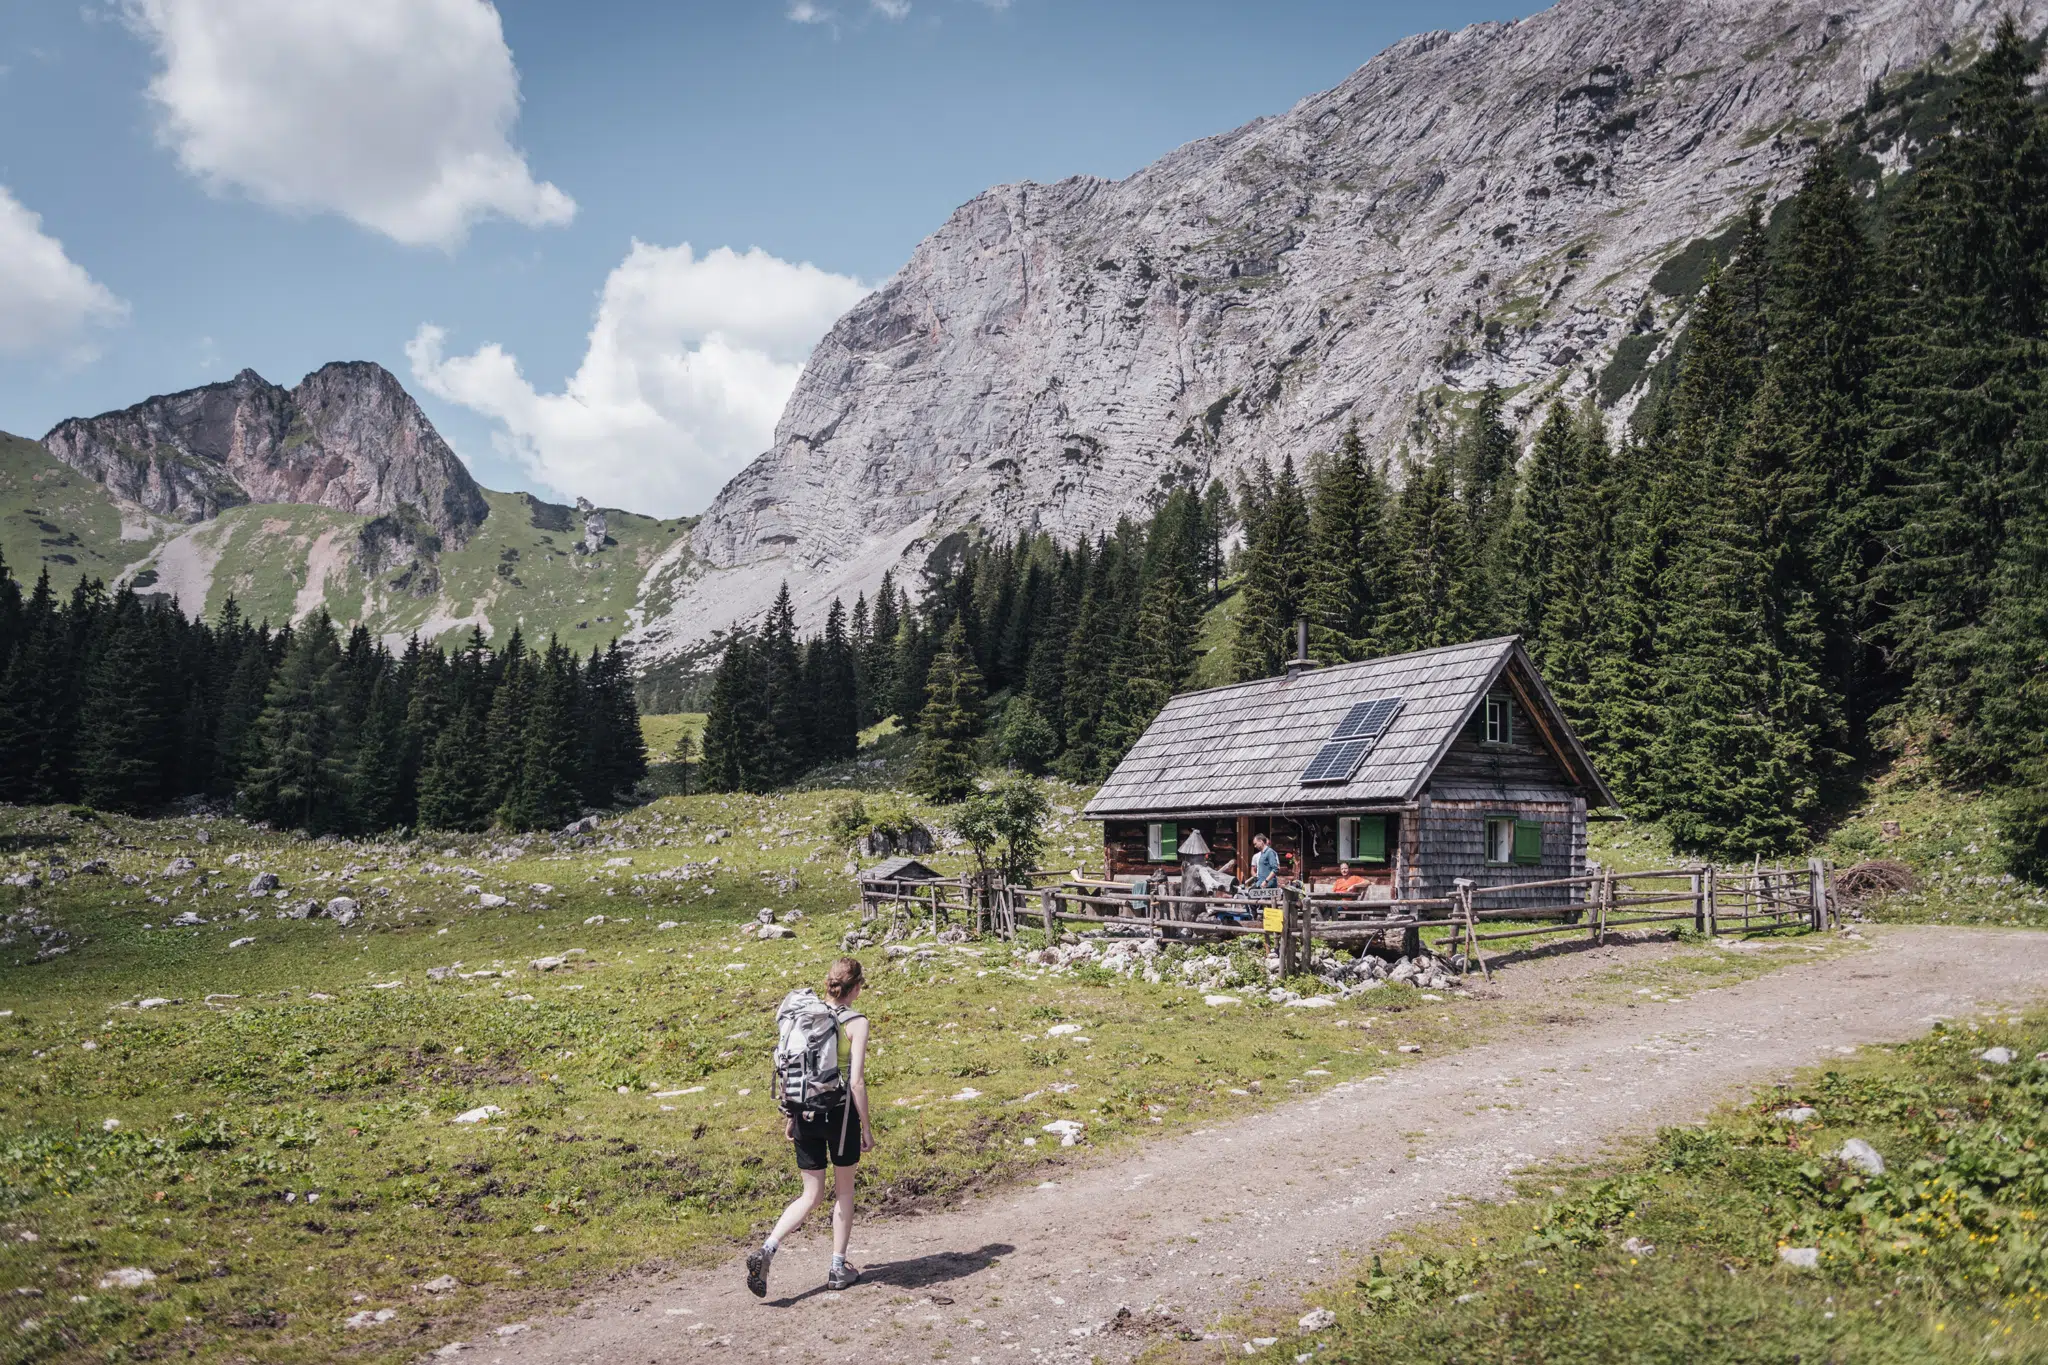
[
  {"left": 1432, "top": 693, "right": 1577, "bottom": 790},
  {"left": 1413, "top": 798, "right": 1583, "bottom": 907}
]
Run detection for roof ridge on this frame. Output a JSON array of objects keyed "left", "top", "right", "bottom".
[{"left": 1161, "top": 634, "right": 1522, "bottom": 705}]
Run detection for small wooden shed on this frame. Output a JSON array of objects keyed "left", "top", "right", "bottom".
[
  {"left": 857, "top": 856, "right": 943, "bottom": 885},
  {"left": 1083, "top": 636, "right": 1618, "bottom": 909}
]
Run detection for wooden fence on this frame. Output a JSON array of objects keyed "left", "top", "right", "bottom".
[{"left": 860, "top": 860, "right": 1837, "bottom": 980}]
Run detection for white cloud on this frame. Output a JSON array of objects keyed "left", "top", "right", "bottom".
[
  {"left": 0, "top": 186, "right": 128, "bottom": 362},
  {"left": 126, "top": 0, "right": 573, "bottom": 248},
  {"left": 872, "top": 0, "right": 911, "bottom": 18},
  {"left": 409, "top": 242, "right": 868, "bottom": 516},
  {"left": 788, "top": 2, "right": 833, "bottom": 22}
]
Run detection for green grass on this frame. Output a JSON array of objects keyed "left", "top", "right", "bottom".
[
  {"left": 0, "top": 433, "right": 154, "bottom": 595},
  {"left": 1165, "top": 1011, "right": 2048, "bottom": 1364},
  {"left": 0, "top": 790, "right": 1496, "bottom": 1363},
  {"left": 637, "top": 713, "right": 706, "bottom": 763}
]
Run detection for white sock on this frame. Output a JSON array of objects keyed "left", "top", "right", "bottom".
[{"left": 762, "top": 1236, "right": 779, "bottom": 1255}]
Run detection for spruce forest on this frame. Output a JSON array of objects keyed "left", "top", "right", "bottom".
[
  {"left": 705, "top": 24, "right": 2048, "bottom": 876},
  {"left": 0, "top": 567, "right": 645, "bottom": 835}
]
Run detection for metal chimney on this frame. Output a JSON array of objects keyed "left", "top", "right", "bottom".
[{"left": 1285, "top": 620, "right": 1316, "bottom": 677}]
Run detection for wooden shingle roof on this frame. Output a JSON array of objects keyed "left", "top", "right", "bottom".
[{"left": 1083, "top": 636, "right": 1613, "bottom": 818}]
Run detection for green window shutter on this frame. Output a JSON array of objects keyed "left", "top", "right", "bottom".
[
  {"left": 1512, "top": 819, "right": 1543, "bottom": 865},
  {"left": 1357, "top": 815, "right": 1386, "bottom": 863},
  {"left": 1161, "top": 822, "right": 1177, "bottom": 859}
]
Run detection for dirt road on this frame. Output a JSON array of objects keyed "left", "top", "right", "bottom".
[{"left": 469, "top": 926, "right": 2048, "bottom": 1364}]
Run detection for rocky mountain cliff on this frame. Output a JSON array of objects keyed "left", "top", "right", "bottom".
[
  {"left": 641, "top": 0, "right": 2043, "bottom": 658},
  {"left": 43, "top": 362, "right": 489, "bottom": 545}
]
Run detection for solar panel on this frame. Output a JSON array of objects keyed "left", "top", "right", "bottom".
[
  {"left": 1301, "top": 697, "right": 1404, "bottom": 784},
  {"left": 1300, "top": 738, "right": 1372, "bottom": 784},
  {"left": 1333, "top": 697, "right": 1402, "bottom": 742}
]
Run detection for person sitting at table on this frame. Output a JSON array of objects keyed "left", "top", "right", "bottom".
[{"left": 1330, "top": 862, "right": 1371, "bottom": 896}]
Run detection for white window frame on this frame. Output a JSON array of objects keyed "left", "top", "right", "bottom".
[
  {"left": 1483, "top": 695, "right": 1512, "bottom": 746},
  {"left": 1146, "top": 822, "right": 1177, "bottom": 861},
  {"left": 1338, "top": 816, "right": 1359, "bottom": 862},
  {"left": 1484, "top": 816, "right": 1515, "bottom": 865}
]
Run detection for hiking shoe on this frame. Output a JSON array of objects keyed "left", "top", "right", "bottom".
[
  {"left": 745, "top": 1247, "right": 772, "bottom": 1298},
  {"left": 826, "top": 1262, "right": 861, "bottom": 1292}
]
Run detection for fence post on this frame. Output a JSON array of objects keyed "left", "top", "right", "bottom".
[
  {"left": 1808, "top": 857, "right": 1828, "bottom": 931},
  {"left": 1278, "top": 886, "right": 1299, "bottom": 978},
  {"left": 1298, "top": 886, "right": 1314, "bottom": 971},
  {"left": 1705, "top": 865, "right": 1719, "bottom": 936},
  {"left": 1689, "top": 870, "right": 1703, "bottom": 934},
  {"left": 1039, "top": 888, "right": 1056, "bottom": 940}
]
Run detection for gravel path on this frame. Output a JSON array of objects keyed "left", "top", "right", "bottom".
[{"left": 472, "top": 926, "right": 2048, "bottom": 1364}]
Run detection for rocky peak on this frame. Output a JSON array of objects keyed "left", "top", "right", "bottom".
[
  {"left": 42, "top": 362, "right": 488, "bottom": 543},
  {"left": 641, "top": 0, "right": 2041, "bottom": 658}
]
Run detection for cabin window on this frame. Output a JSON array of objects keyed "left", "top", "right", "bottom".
[
  {"left": 1483, "top": 695, "right": 1512, "bottom": 746},
  {"left": 1485, "top": 815, "right": 1543, "bottom": 865},
  {"left": 1338, "top": 815, "right": 1387, "bottom": 864},
  {"left": 1146, "top": 822, "right": 1178, "bottom": 861}
]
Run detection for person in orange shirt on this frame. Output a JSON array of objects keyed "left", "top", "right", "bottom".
[{"left": 1330, "top": 862, "right": 1371, "bottom": 896}]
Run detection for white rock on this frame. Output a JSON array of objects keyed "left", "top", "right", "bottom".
[
  {"left": 950, "top": 1088, "right": 983, "bottom": 1101},
  {"left": 165, "top": 857, "right": 196, "bottom": 875},
  {"left": 1836, "top": 1139, "right": 1885, "bottom": 1176},
  {"left": 478, "top": 894, "right": 508, "bottom": 909},
  {"left": 169, "top": 911, "right": 204, "bottom": 927},
  {"left": 530, "top": 956, "right": 566, "bottom": 972},
  {"left": 228, "top": 937, "right": 255, "bottom": 949},
  {"left": 1397, "top": 1043, "right": 1422, "bottom": 1054},
  {"left": 101, "top": 1118, "right": 120, "bottom": 1132},
  {"left": 1773, "top": 1106, "right": 1818, "bottom": 1124},
  {"left": 1298, "top": 1308, "right": 1337, "bottom": 1331},
  {"left": 757, "top": 924, "right": 795, "bottom": 939},
  {"left": 584, "top": 914, "right": 606, "bottom": 926},
  {"left": 326, "top": 897, "right": 360, "bottom": 925},
  {"left": 1979, "top": 1046, "right": 2016, "bottom": 1065},
  {"left": 246, "top": 872, "right": 279, "bottom": 895},
  {"left": 1778, "top": 1247, "right": 1820, "bottom": 1269},
  {"left": 343, "top": 1308, "right": 398, "bottom": 1328},
  {"left": 1283, "top": 996, "right": 1338, "bottom": 1009},
  {"left": 1623, "top": 1236, "right": 1656, "bottom": 1256},
  {"left": 657, "top": 921, "right": 679, "bottom": 931},
  {"left": 451, "top": 1105, "right": 503, "bottom": 1124},
  {"left": 1203, "top": 995, "right": 1241, "bottom": 1007},
  {"left": 1045, "top": 1023, "right": 1082, "bottom": 1037},
  {"left": 419, "top": 1275, "right": 459, "bottom": 1293},
  {"left": 606, "top": 857, "right": 634, "bottom": 867},
  {"left": 529, "top": 883, "right": 554, "bottom": 894},
  {"left": 496, "top": 1323, "right": 531, "bottom": 1336},
  {"left": 97, "top": 1268, "right": 156, "bottom": 1289},
  {"left": 1042, "top": 1119, "right": 1086, "bottom": 1146},
  {"left": 138, "top": 997, "right": 172, "bottom": 1010}
]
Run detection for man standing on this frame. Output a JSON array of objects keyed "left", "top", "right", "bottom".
[{"left": 1249, "top": 832, "right": 1281, "bottom": 889}]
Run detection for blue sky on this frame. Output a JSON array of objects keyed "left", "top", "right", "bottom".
[{"left": 0, "top": 0, "right": 1537, "bottom": 516}]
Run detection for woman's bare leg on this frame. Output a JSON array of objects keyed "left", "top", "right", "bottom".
[
  {"left": 831, "top": 1164, "right": 857, "bottom": 1259},
  {"left": 770, "top": 1168, "right": 827, "bottom": 1246}
]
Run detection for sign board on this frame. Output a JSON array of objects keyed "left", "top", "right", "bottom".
[{"left": 1262, "top": 902, "right": 1286, "bottom": 933}]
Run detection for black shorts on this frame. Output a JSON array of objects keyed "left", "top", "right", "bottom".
[{"left": 791, "top": 1104, "right": 860, "bottom": 1170}]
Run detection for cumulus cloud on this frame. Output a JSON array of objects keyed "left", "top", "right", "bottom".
[
  {"left": 0, "top": 186, "right": 128, "bottom": 362},
  {"left": 409, "top": 242, "right": 867, "bottom": 516},
  {"left": 788, "top": 2, "right": 833, "bottom": 23},
  {"left": 126, "top": 0, "right": 573, "bottom": 248}
]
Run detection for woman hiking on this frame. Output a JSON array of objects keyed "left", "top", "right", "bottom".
[{"left": 747, "top": 956, "right": 874, "bottom": 1296}]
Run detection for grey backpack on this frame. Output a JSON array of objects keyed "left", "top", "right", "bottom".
[{"left": 772, "top": 988, "right": 860, "bottom": 1114}]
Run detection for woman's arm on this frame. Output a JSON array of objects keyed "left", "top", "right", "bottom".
[{"left": 845, "top": 1016, "right": 874, "bottom": 1150}]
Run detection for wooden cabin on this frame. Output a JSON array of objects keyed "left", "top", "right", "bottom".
[{"left": 1082, "top": 637, "right": 1619, "bottom": 910}]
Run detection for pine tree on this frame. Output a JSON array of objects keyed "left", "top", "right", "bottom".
[
  {"left": 505, "top": 642, "right": 584, "bottom": 830},
  {"left": 1382, "top": 451, "right": 1478, "bottom": 652},
  {"left": 810, "top": 598, "right": 859, "bottom": 761},
  {"left": 1303, "top": 429, "right": 1393, "bottom": 663},
  {"left": 1232, "top": 455, "right": 1310, "bottom": 679},
  {"left": 701, "top": 630, "right": 775, "bottom": 793},
  {"left": 416, "top": 703, "right": 494, "bottom": 830},
  {"left": 238, "top": 613, "right": 352, "bottom": 833},
  {"left": 909, "top": 621, "right": 985, "bottom": 803},
  {"left": 78, "top": 592, "right": 176, "bottom": 813}
]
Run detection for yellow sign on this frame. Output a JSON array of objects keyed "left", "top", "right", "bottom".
[{"left": 1262, "top": 902, "right": 1286, "bottom": 933}]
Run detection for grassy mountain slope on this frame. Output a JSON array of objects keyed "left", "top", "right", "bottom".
[{"left": 0, "top": 433, "right": 694, "bottom": 649}]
